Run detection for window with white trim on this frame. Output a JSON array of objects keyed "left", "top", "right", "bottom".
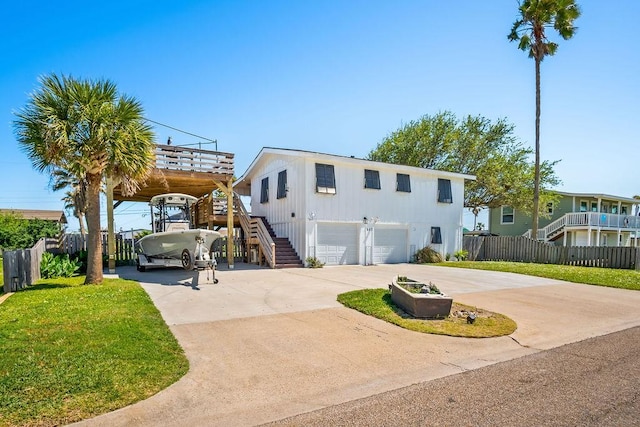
[
  {"left": 431, "top": 226, "right": 442, "bottom": 244},
  {"left": 364, "top": 169, "right": 381, "bottom": 189},
  {"left": 437, "top": 179, "right": 452, "bottom": 203},
  {"left": 260, "top": 177, "right": 269, "bottom": 203},
  {"left": 396, "top": 173, "right": 411, "bottom": 192},
  {"left": 579, "top": 201, "right": 587, "bottom": 212},
  {"left": 277, "top": 170, "right": 287, "bottom": 199},
  {"left": 501, "top": 206, "right": 514, "bottom": 224},
  {"left": 315, "top": 163, "right": 336, "bottom": 194},
  {"left": 546, "top": 202, "right": 554, "bottom": 215}
]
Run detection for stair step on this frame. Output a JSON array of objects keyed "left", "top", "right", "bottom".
[
  {"left": 247, "top": 214, "right": 303, "bottom": 268},
  {"left": 276, "top": 263, "right": 304, "bottom": 269}
]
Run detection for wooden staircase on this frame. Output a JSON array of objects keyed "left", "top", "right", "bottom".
[
  {"left": 232, "top": 193, "right": 303, "bottom": 268},
  {"left": 253, "top": 216, "right": 304, "bottom": 268}
]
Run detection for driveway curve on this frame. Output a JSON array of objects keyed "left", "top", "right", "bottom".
[{"left": 71, "top": 264, "right": 640, "bottom": 426}]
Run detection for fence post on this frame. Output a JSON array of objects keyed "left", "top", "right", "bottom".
[{"left": 2, "top": 254, "right": 12, "bottom": 293}]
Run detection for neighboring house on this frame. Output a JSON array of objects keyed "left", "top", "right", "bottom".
[
  {"left": 0, "top": 209, "right": 67, "bottom": 228},
  {"left": 234, "top": 148, "right": 474, "bottom": 266},
  {"left": 489, "top": 192, "right": 640, "bottom": 247}
]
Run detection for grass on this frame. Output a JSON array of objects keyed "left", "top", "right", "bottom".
[
  {"left": 436, "top": 261, "right": 640, "bottom": 291},
  {"left": 337, "top": 288, "right": 516, "bottom": 338},
  {"left": 0, "top": 276, "right": 189, "bottom": 427}
]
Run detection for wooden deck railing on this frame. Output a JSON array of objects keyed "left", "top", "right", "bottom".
[
  {"left": 193, "top": 196, "right": 235, "bottom": 225},
  {"left": 233, "top": 192, "right": 276, "bottom": 268},
  {"left": 155, "top": 144, "right": 234, "bottom": 175},
  {"left": 529, "top": 212, "right": 640, "bottom": 240}
]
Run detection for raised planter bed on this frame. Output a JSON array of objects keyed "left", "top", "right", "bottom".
[{"left": 390, "top": 278, "right": 452, "bottom": 319}]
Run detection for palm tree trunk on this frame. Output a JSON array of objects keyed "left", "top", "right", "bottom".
[
  {"left": 84, "top": 173, "right": 103, "bottom": 285},
  {"left": 78, "top": 213, "right": 86, "bottom": 236},
  {"left": 532, "top": 57, "right": 541, "bottom": 243}
]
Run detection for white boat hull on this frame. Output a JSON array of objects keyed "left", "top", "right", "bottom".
[{"left": 136, "top": 229, "right": 221, "bottom": 260}]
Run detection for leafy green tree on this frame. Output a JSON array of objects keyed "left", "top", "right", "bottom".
[
  {"left": 508, "top": 0, "right": 581, "bottom": 239},
  {"left": 368, "top": 111, "right": 560, "bottom": 225},
  {"left": 14, "top": 74, "right": 155, "bottom": 285},
  {"left": 0, "top": 212, "right": 60, "bottom": 250}
]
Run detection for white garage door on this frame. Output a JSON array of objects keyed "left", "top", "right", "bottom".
[
  {"left": 316, "top": 223, "right": 358, "bottom": 265},
  {"left": 373, "top": 227, "right": 408, "bottom": 264}
]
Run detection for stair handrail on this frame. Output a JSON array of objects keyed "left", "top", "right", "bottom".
[
  {"left": 232, "top": 192, "right": 252, "bottom": 236},
  {"left": 250, "top": 218, "right": 276, "bottom": 268},
  {"left": 233, "top": 192, "right": 276, "bottom": 268},
  {"left": 539, "top": 214, "right": 568, "bottom": 240}
]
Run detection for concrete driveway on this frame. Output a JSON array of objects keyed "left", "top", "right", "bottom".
[{"left": 73, "top": 263, "right": 640, "bottom": 426}]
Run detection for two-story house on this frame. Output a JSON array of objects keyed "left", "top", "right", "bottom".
[
  {"left": 234, "top": 148, "right": 474, "bottom": 266},
  {"left": 489, "top": 192, "right": 640, "bottom": 247}
]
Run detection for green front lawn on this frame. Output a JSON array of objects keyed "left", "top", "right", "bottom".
[
  {"left": 437, "top": 261, "right": 640, "bottom": 291},
  {"left": 0, "top": 277, "right": 188, "bottom": 427}
]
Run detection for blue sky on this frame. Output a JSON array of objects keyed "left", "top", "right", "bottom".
[{"left": 2, "top": 0, "right": 638, "bottom": 232}]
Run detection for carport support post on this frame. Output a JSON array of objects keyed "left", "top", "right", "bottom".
[
  {"left": 106, "top": 176, "right": 116, "bottom": 274},
  {"left": 226, "top": 180, "right": 234, "bottom": 269},
  {"left": 215, "top": 180, "right": 235, "bottom": 269}
]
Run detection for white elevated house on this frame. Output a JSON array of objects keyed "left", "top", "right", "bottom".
[{"left": 234, "top": 148, "right": 474, "bottom": 266}]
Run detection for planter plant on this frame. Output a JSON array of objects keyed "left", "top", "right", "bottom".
[{"left": 390, "top": 276, "right": 452, "bottom": 318}]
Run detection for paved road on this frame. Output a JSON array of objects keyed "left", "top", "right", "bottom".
[
  {"left": 73, "top": 264, "right": 640, "bottom": 426},
  {"left": 265, "top": 326, "right": 640, "bottom": 427}
]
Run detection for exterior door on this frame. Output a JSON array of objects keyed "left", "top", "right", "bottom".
[{"left": 316, "top": 223, "right": 358, "bottom": 265}]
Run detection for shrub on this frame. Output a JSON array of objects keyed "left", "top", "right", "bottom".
[
  {"left": 454, "top": 249, "right": 469, "bottom": 261},
  {"left": 70, "top": 250, "right": 88, "bottom": 274},
  {"left": 415, "top": 246, "right": 444, "bottom": 263},
  {"left": 305, "top": 256, "right": 325, "bottom": 268},
  {"left": 40, "top": 252, "right": 81, "bottom": 279}
]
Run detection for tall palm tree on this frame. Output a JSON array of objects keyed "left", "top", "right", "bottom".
[
  {"left": 508, "top": 0, "right": 580, "bottom": 240},
  {"left": 51, "top": 168, "right": 89, "bottom": 236},
  {"left": 14, "top": 74, "right": 155, "bottom": 285}
]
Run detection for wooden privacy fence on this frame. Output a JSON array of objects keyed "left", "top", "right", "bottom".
[
  {"left": 2, "top": 237, "right": 58, "bottom": 292},
  {"left": 463, "top": 236, "right": 640, "bottom": 270},
  {"left": 60, "top": 234, "right": 137, "bottom": 265},
  {"left": 62, "top": 233, "right": 246, "bottom": 265},
  {"left": 2, "top": 233, "right": 249, "bottom": 293}
]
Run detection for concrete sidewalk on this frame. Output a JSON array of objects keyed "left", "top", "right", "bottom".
[{"left": 72, "top": 264, "right": 640, "bottom": 426}]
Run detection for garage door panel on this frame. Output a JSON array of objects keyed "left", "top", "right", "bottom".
[
  {"left": 373, "top": 228, "right": 407, "bottom": 264},
  {"left": 316, "top": 224, "right": 358, "bottom": 265}
]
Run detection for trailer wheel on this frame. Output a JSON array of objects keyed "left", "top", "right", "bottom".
[
  {"left": 181, "top": 249, "right": 193, "bottom": 270},
  {"left": 136, "top": 258, "right": 146, "bottom": 272}
]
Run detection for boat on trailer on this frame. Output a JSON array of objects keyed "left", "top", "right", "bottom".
[{"left": 136, "top": 193, "right": 220, "bottom": 276}]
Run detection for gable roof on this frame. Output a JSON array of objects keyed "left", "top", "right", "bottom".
[
  {"left": 235, "top": 147, "right": 476, "bottom": 191},
  {"left": 0, "top": 209, "right": 67, "bottom": 224}
]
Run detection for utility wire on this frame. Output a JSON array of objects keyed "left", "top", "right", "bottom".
[{"left": 144, "top": 117, "right": 218, "bottom": 149}]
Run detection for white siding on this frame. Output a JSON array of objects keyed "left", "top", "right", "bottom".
[
  {"left": 247, "top": 154, "right": 308, "bottom": 259},
  {"left": 238, "top": 149, "right": 470, "bottom": 264}
]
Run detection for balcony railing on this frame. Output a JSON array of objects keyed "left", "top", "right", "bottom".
[
  {"left": 537, "top": 212, "right": 640, "bottom": 240},
  {"left": 155, "top": 144, "right": 234, "bottom": 175}
]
